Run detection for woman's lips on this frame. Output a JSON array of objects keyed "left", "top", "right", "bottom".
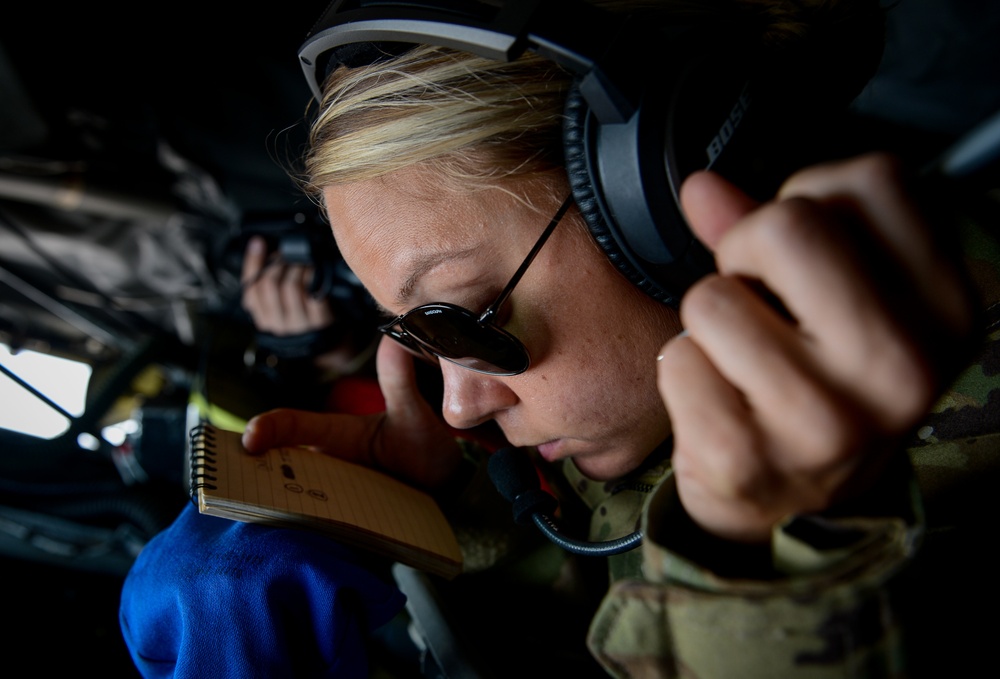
[{"left": 534, "top": 439, "right": 563, "bottom": 461}]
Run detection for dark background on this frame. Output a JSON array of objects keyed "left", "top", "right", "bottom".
[
  {"left": 0, "top": 3, "right": 328, "bottom": 215},
  {"left": 0, "top": 3, "right": 328, "bottom": 675}
]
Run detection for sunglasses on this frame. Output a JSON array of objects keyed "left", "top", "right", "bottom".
[{"left": 379, "top": 194, "right": 574, "bottom": 376}]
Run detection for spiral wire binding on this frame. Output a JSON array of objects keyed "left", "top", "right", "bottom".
[{"left": 188, "top": 421, "right": 219, "bottom": 505}]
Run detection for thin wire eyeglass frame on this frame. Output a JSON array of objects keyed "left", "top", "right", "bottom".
[{"left": 379, "top": 194, "right": 575, "bottom": 376}]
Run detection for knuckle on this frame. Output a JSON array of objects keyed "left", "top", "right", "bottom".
[
  {"left": 780, "top": 376, "right": 868, "bottom": 467},
  {"left": 804, "top": 400, "right": 866, "bottom": 466},
  {"left": 868, "top": 343, "right": 937, "bottom": 430},
  {"left": 679, "top": 274, "right": 742, "bottom": 328},
  {"left": 781, "top": 150, "right": 903, "bottom": 199},
  {"left": 756, "top": 199, "right": 823, "bottom": 251},
  {"left": 674, "top": 424, "right": 760, "bottom": 499},
  {"left": 715, "top": 197, "right": 824, "bottom": 270},
  {"left": 851, "top": 152, "right": 905, "bottom": 194}
]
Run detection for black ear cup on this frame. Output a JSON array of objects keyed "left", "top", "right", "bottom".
[
  {"left": 561, "top": 42, "right": 796, "bottom": 307},
  {"left": 563, "top": 75, "right": 723, "bottom": 307},
  {"left": 563, "top": 84, "right": 680, "bottom": 306}
]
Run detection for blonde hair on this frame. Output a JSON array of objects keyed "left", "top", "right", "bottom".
[
  {"left": 303, "top": 47, "right": 570, "bottom": 195},
  {"left": 300, "top": 0, "right": 884, "bottom": 201}
]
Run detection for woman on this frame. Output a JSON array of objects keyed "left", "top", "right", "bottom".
[{"left": 122, "top": 1, "right": 1000, "bottom": 676}]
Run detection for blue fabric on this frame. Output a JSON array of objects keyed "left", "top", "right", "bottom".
[{"left": 119, "top": 503, "right": 406, "bottom": 678}]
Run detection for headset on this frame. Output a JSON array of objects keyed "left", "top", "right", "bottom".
[
  {"left": 297, "top": 0, "right": 830, "bottom": 305},
  {"left": 296, "top": 0, "right": 866, "bottom": 556}
]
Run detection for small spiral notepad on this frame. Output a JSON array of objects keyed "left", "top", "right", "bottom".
[{"left": 188, "top": 422, "right": 463, "bottom": 579}]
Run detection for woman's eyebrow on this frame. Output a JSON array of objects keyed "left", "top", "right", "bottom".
[{"left": 392, "top": 245, "right": 481, "bottom": 309}]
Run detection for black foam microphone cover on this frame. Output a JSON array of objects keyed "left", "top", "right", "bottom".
[{"left": 487, "top": 447, "right": 558, "bottom": 525}]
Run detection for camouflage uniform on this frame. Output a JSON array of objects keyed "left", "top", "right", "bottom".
[{"left": 440, "top": 190, "right": 1000, "bottom": 678}]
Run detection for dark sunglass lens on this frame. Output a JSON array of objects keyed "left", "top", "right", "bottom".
[
  {"left": 403, "top": 306, "right": 528, "bottom": 374},
  {"left": 380, "top": 323, "right": 440, "bottom": 364}
]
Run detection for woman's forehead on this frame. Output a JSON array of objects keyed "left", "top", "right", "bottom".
[
  {"left": 322, "top": 177, "right": 524, "bottom": 308},
  {"left": 325, "top": 179, "right": 494, "bottom": 261}
]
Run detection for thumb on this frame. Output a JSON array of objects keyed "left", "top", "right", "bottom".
[
  {"left": 376, "top": 336, "right": 438, "bottom": 423},
  {"left": 375, "top": 336, "right": 457, "bottom": 448},
  {"left": 375, "top": 336, "right": 462, "bottom": 488},
  {"left": 680, "top": 170, "right": 760, "bottom": 251}
]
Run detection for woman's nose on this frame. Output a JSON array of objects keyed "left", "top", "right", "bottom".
[{"left": 438, "top": 360, "right": 518, "bottom": 430}]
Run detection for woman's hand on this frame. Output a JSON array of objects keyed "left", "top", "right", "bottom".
[
  {"left": 658, "top": 152, "right": 977, "bottom": 543},
  {"left": 242, "top": 337, "right": 463, "bottom": 490}
]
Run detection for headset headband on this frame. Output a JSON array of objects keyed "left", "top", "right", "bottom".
[{"left": 299, "top": 0, "right": 664, "bottom": 123}]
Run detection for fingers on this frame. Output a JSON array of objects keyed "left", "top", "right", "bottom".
[
  {"left": 242, "top": 407, "right": 381, "bottom": 467},
  {"left": 249, "top": 264, "right": 312, "bottom": 334},
  {"left": 679, "top": 170, "right": 760, "bottom": 250},
  {"left": 778, "top": 153, "right": 974, "bottom": 335},
  {"left": 241, "top": 236, "right": 268, "bottom": 286},
  {"left": 680, "top": 153, "right": 972, "bottom": 431},
  {"left": 657, "top": 335, "right": 760, "bottom": 509},
  {"left": 241, "top": 339, "right": 460, "bottom": 490},
  {"left": 241, "top": 238, "right": 335, "bottom": 335},
  {"left": 663, "top": 152, "right": 978, "bottom": 541},
  {"left": 701, "top": 198, "right": 929, "bottom": 428},
  {"left": 680, "top": 267, "right": 872, "bottom": 453},
  {"left": 304, "top": 289, "right": 336, "bottom": 329},
  {"left": 659, "top": 330, "right": 862, "bottom": 543}
]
